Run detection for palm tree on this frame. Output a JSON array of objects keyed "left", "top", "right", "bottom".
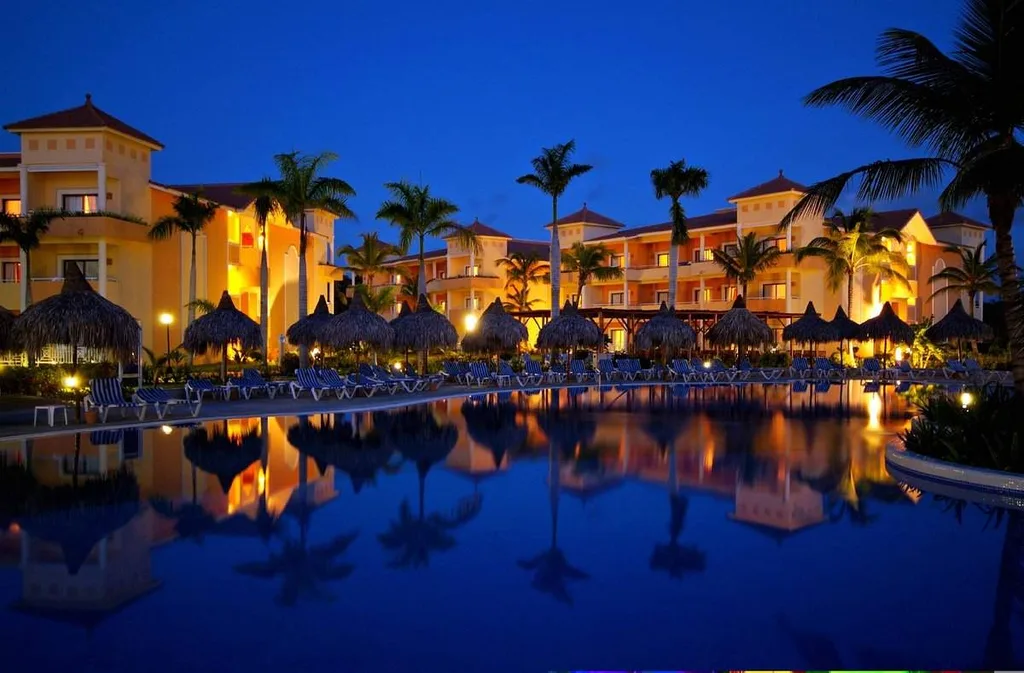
[
  {"left": 516, "top": 140, "right": 593, "bottom": 319},
  {"left": 496, "top": 250, "right": 549, "bottom": 311},
  {"left": 399, "top": 275, "right": 419, "bottom": 302},
  {"left": 337, "top": 232, "right": 400, "bottom": 287},
  {"left": 793, "top": 209, "right": 909, "bottom": 313},
  {"left": 148, "top": 192, "right": 219, "bottom": 329},
  {"left": 0, "top": 207, "right": 65, "bottom": 306},
  {"left": 560, "top": 241, "right": 623, "bottom": 307},
  {"left": 241, "top": 151, "right": 357, "bottom": 368},
  {"left": 709, "top": 232, "right": 783, "bottom": 299},
  {"left": 376, "top": 181, "right": 475, "bottom": 297},
  {"left": 776, "top": 0, "right": 1024, "bottom": 393},
  {"left": 928, "top": 241, "right": 998, "bottom": 312},
  {"left": 249, "top": 178, "right": 278, "bottom": 368},
  {"left": 650, "top": 159, "right": 710, "bottom": 307},
  {"left": 354, "top": 284, "right": 398, "bottom": 314}
]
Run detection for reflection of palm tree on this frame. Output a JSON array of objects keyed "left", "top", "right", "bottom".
[
  {"left": 213, "top": 417, "right": 280, "bottom": 543},
  {"left": 234, "top": 532, "right": 358, "bottom": 607},
  {"left": 149, "top": 462, "right": 215, "bottom": 542},
  {"left": 378, "top": 408, "right": 481, "bottom": 568},
  {"left": 650, "top": 444, "right": 706, "bottom": 579},
  {"left": 984, "top": 509, "right": 1023, "bottom": 668}
]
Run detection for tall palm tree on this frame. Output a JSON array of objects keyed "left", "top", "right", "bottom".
[
  {"left": 0, "top": 207, "right": 65, "bottom": 306},
  {"left": 354, "top": 284, "right": 398, "bottom": 314},
  {"left": 242, "top": 152, "right": 356, "bottom": 367},
  {"left": 516, "top": 140, "right": 593, "bottom": 319},
  {"left": 496, "top": 250, "right": 549, "bottom": 311},
  {"left": 249, "top": 178, "right": 278, "bottom": 369},
  {"left": 337, "top": 232, "right": 400, "bottom": 287},
  {"left": 650, "top": 159, "right": 710, "bottom": 307},
  {"left": 709, "top": 232, "right": 783, "bottom": 299},
  {"left": 560, "top": 241, "right": 623, "bottom": 307},
  {"left": 928, "top": 241, "right": 999, "bottom": 312},
  {"left": 776, "top": 0, "right": 1024, "bottom": 393},
  {"left": 148, "top": 192, "right": 219, "bottom": 329},
  {"left": 793, "top": 209, "right": 909, "bottom": 314},
  {"left": 376, "top": 181, "right": 475, "bottom": 297}
]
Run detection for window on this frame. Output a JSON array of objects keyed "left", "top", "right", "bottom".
[
  {"left": 610, "top": 255, "right": 624, "bottom": 268},
  {"left": 609, "top": 291, "right": 624, "bottom": 306},
  {"left": 694, "top": 248, "right": 714, "bottom": 262},
  {"left": 1, "top": 198, "right": 21, "bottom": 215},
  {"left": 63, "top": 259, "right": 100, "bottom": 279},
  {"left": 241, "top": 231, "right": 255, "bottom": 248},
  {"left": 62, "top": 193, "right": 98, "bottom": 213},
  {"left": 762, "top": 282, "right": 787, "bottom": 299},
  {"left": 762, "top": 237, "right": 788, "bottom": 252},
  {"left": 1, "top": 261, "right": 20, "bottom": 283},
  {"left": 656, "top": 253, "right": 670, "bottom": 267},
  {"left": 656, "top": 290, "right": 669, "bottom": 305},
  {"left": 610, "top": 329, "right": 626, "bottom": 352},
  {"left": 693, "top": 287, "right": 711, "bottom": 304},
  {"left": 723, "top": 243, "right": 738, "bottom": 256},
  {"left": 464, "top": 265, "right": 480, "bottom": 277},
  {"left": 392, "top": 273, "right": 402, "bottom": 285},
  {"left": 464, "top": 296, "right": 480, "bottom": 310},
  {"left": 438, "top": 270, "right": 447, "bottom": 279},
  {"left": 722, "top": 285, "right": 737, "bottom": 301}
]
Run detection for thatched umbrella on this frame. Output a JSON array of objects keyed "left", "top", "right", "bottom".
[
  {"left": 782, "top": 301, "right": 838, "bottom": 355},
  {"left": 925, "top": 298, "right": 993, "bottom": 360},
  {"left": 390, "top": 301, "right": 414, "bottom": 366},
  {"left": 705, "top": 296, "right": 774, "bottom": 356},
  {"left": 462, "top": 396, "right": 528, "bottom": 468},
  {"left": 15, "top": 263, "right": 138, "bottom": 372},
  {"left": 0, "top": 304, "right": 17, "bottom": 354},
  {"left": 393, "top": 294, "right": 458, "bottom": 374},
  {"left": 462, "top": 298, "right": 528, "bottom": 355},
  {"left": 183, "top": 290, "right": 261, "bottom": 381},
  {"left": 858, "top": 301, "right": 913, "bottom": 363},
  {"left": 288, "top": 414, "right": 395, "bottom": 493},
  {"left": 635, "top": 302, "right": 696, "bottom": 356},
  {"left": 286, "top": 295, "right": 333, "bottom": 349},
  {"left": 183, "top": 423, "right": 262, "bottom": 494},
  {"left": 321, "top": 291, "right": 394, "bottom": 357},
  {"left": 536, "top": 300, "right": 603, "bottom": 351},
  {"left": 828, "top": 305, "right": 861, "bottom": 362}
]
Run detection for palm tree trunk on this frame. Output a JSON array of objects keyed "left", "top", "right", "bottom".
[
  {"left": 417, "top": 234, "right": 427, "bottom": 297},
  {"left": 847, "top": 271, "right": 854, "bottom": 315},
  {"left": 550, "top": 197, "right": 560, "bottom": 319},
  {"left": 298, "top": 213, "right": 310, "bottom": 369},
  {"left": 668, "top": 236, "right": 679, "bottom": 308},
  {"left": 188, "top": 233, "right": 197, "bottom": 367},
  {"left": 576, "top": 276, "right": 585, "bottom": 308},
  {"left": 741, "top": 280, "right": 748, "bottom": 299},
  {"left": 988, "top": 194, "right": 1024, "bottom": 395},
  {"left": 260, "top": 239, "right": 269, "bottom": 374}
]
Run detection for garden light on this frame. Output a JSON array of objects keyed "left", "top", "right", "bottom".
[
  {"left": 960, "top": 391, "right": 974, "bottom": 408},
  {"left": 63, "top": 375, "right": 79, "bottom": 389},
  {"left": 464, "top": 313, "right": 478, "bottom": 332},
  {"left": 161, "top": 425, "right": 173, "bottom": 435}
]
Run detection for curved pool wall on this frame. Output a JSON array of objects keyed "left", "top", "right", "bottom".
[{"left": 886, "top": 443, "right": 1024, "bottom": 502}]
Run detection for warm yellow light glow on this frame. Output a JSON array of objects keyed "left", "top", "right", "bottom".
[
  {"left": 894, "top": 347, "right": 903, "bottom": 362},
  {"left": 63, "top": 375, "right": 79, "bottom": 389},
  {"left": 392, "top": 361, "right": 402, "bottom": 371},
  {"left": 161, "top": 425, "right": 173, "bottom": 435},
  {"left": 703, "top": 361, "right": 711, "bottom": 369},
  {"left": 158, "top": 312, "right": 174, "bottom": 326},
  {"left": 464, "top": 313, "right": 478, "bottom": 332},
  {"left": 960, "top": 391, "right": 974, "bottom": 408},
  {"left": 257, "top": 234, "right": 265, "bottom": 250},
  {"left": 867, "top": 393, "right": 882, "bottom": 431},
  {"left": 311, "top": 347, "right": 321, "bottom": 358},
  {"left": 256, "top": 468, "right": 266, "bottom": 495}
]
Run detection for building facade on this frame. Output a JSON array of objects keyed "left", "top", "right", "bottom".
[
  {"left": 0, "top": 95, "right": 341, "bottom": 359},
  {"left": 373, "top": 172, "right": 987, "bottom": 349}
]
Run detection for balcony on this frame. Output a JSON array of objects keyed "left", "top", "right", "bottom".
[
  {"left": 46, "top": 214, "right": 150, "bottom": 242},
  {"left": 426, "top": 274, "right": 503, "bottom": 292},
  {"left": 626, "top": 262, "right": 720, "bottom": 283}
]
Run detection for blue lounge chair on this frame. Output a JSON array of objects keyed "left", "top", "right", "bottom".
[
  {"left": 670, "top": 359, "right": 697, "bottom": 382},
  {"left": 789, "top": 357, "right": 812, "bottom": 378},
  {"left": 707, "top": 359, "right": 737, "bottom": 383},
  {"left": 499, "top": 360, "right": 538, "bottom": 386},
  {"left": 133, "top": 387, "right": 198, "bottom": 419},
  {"left": 231, "top": 368, "right": 282, "bottom": 399},
  {"left": 569, "top": 359, "right": 597, "bottom": 383},
  {"left": 597, "top": 359, "right": 619, "bottom": 382},
  {"left": 525, "top": 357, "right": 561, "bottom": 384},
  {"left": 290, "top": 368, "right": 332, "bottom": 400},
  {"left": 362, "top": 364, "right": 421, "bottom": 392},
  {"left": 467, "top": 362, "right": 494, "bottom": 387},
  {"left": 185, "top": 378, "right": 229, "bottom": 404},
  {"left": 85, "top": 378, "right": 145, "bottom": 422},
  {"left": 318, "top": 369, "right": 362, "bottom": 398}
]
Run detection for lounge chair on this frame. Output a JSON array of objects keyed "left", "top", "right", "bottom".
[
  {"left": 230, "top": 368, "right": 281, "bottom": 399},
  {"left": 670, "top": 359, "right": 697, "bottom": 382},
  {"left": 442, "top": 360, "right": 470, "bottom": 384},
  {"left": 318, "top": 369, "right": 362, "bottom": 398},
  {"left": 133, "top": 387, "right": 199, "bottom": 419},
  {"left": 467, "top": 362, "right": 495, "bottom": 387},
  {"left": 789, "top": 357, "right": 813, "bottom": 379},
  {"left": 525, "top": 357, "right": 561, "bottom": 384},
  {"left": 185, "top": 378, "right": 229, "bottom": 404},
  {"left": 361, "top": 364, "right": 422, "bottom": 393},
  {"left": 616, "top": 359, "right": 638, "bottom": 381},
  {"left": 84, "top": 378, "right": 145, "bottom": 422},
  {"left": 597, "top": 359, "right": 619, "bottom": 382},
  {"left": 290, "top": 368, "right": 333, "bottom": 400},
  {"left": 814, "top": 357, "right": 844, "bottom": 380},
  {"left": 499, "top": 360, "right": 539, "bottom": 387},
  {"left": 860, "top": 357, "right": 894, "bottom": 380},
  {"left": 737, "top": 358, "right": 780, "bottom": 381},
  {"left": 942, "top": 359, "right": 969, "bottom": 379},
  {"left": 963, "top": 358, "right": 999, "bottom": 384},
  {"left": 569, "top": 359, "right": 598, "bottom": 383},
  {"left": 707, "top": 359, "right": 737, "bottom": 383}
]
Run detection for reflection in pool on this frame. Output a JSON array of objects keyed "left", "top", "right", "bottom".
[{"left": 0, "top": 382, "right": 1019, "bottom": 672}]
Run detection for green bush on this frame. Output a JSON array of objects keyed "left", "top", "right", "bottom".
[
  {"left": 0, "top": 363, "right": 118, "bottom": 397},
  {"left": 280, "top": 353, "right": 300, "bottom": 376},
  {"left": 755, "top": 351, "right": 791, "bottom": 368},
  {"left": 901, "top": 386, "right": 1023, "bottom": 473}
]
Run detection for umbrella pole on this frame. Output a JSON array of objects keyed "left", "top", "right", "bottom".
[
  {"left": 71, "top": 340, "right": 81, "bottom": 422},
  {"left": 221, "top": 346, "right": 228, "bottom": 383}
]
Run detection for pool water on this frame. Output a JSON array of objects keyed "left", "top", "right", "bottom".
[{"left": 0, "top": 382, "right": 1020, "bottom": 671}]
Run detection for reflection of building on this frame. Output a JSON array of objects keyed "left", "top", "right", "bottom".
[{"left": 729, "top": 470, "right": 826, "bottom": 538}]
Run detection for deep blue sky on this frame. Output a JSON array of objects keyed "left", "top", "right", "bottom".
[{"left": 6, "top": 0, "right": 1022, "bottom": 257}]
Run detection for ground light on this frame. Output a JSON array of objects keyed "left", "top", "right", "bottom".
[
  {"left": 63, "top": 375, "right": 79, "bottom": 389},
  {"left": 161, "top": 425, "right": 173, "bottom": 435},
  {"left": 960, "top": 391, "right": 974, "bottom": 408},
  {"left": 464, "top": 313, "right": 478, "bottom": 332}
]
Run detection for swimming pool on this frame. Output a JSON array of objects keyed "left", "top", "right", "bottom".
[{"left": 0, "top": 382, "right": 1019, "bottom": 671}]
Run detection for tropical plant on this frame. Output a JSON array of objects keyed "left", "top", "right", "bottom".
[
  {"left": 0, "top": 208, "right": 65, "bottom": 305},
  {"left": 928, "top": 241, "right": 999, "bottom": 311},
  {"left": 355, "top": 284, "right": 398, "bottom": 314},
  {"left": 496, "top": 250, "right": 549, "bottom": 311},
  {"left": 337, "top": 231, "right": 400, "bottom": 287},
  {"left": 376, "top": 181, "right": 474, "bottom": 297},
  {"left": 248, "top": 178, "right": 278, "bottom": 369},
  {"left": 710, "top": 232, "right": 783, "bottom": 298},
  {"left": 399, "top": 274, "right": 419, "bottom": 301},
  {"left": 776, "top": 0, "right": 1024, "bottom": 394},
  {"left": 241, "top": 151, "right": 357, "bottom": 368},
  {"left": 909, "top": 318, "right": 948, "bottom": 367},
  {"left": 650, "top": 159, "right": 710, "bottom": 307},
  {"left": 560, "top": 241, "right": 623, "bottom": 307},
  {"left": 516, "top": 140, "right": 593, "bottom": 319},
  {"left": 148, "top": 193, "right": 218, "bottom": 329},
  {"left": 186, "top": 298, "right": 216, "bottom": 316},
  {"left": 793, "top": 208, "right": 909, "bottom": 312}
]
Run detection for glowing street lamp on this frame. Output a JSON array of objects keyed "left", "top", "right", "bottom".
[
  {"left": 159, "top": 312, "right": 174, "bottom": 359},
  {"left": 464, "top": 313, "right": 478, "bottom": 333}
]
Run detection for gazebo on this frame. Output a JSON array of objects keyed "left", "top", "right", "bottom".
[
  {"left": 859, "top": 302, "right": 914, "bottom": 363},
  {"left": 183, "top": 291, "right": 262, "bottom": 381},
  {"left": 462, "top": 298, "right": 528, "bottom": 359}
]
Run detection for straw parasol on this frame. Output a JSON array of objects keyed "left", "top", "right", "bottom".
[
  {"left": 634, "top": 302, "right": 696, "bottom": 353},
  {"left": 286, "top": 295, "right": 333, "bottom": 349},
  {"left": 15, "top": 263, "right": 139, "bottom": 364},
  {"left": 858, "top": 301, "right": 913, "bottom": 362},
  {"left": 183, "top": 423, "right": 262, "bottom": 494},
  {"left": 0, "top": 304, "right": 17, "bottom": 354},
  {"left": 782, "top": 301, "right": 838, "bottom": 348},
  {"left": 462, "top": 396, "right": 528, "bottom": 468},
  {"left": 183, "top": 290, "right": 261, "bottom": 381},
  {"left": 390, "top": 300, "right": 413, "bottom": 328},
  {"left": 536, "top": 300, "right": 603, "bottom": 351},
  {"left": 462, "top": 298, "right": 528, "bottom": 354},
  {"left": 705, "top": 296, "right": 774, "bottom": 355},
  {"left": 321, "top": 291, "right": 394, "bottom": 354},
  {"left": 924, "top": 298, "right": 993, "bottom": 360},
  {"left": 288, "top": 414, "right": 394, "bottom": 493},
  {"left": 393, "top": 294, "right": 458, "bottom": 373},
  {"left": 829, "top": 305, "right": 861, "bottom": 361}
]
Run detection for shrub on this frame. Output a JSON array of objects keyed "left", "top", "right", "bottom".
[{"left": 280, "top": 353, "right": 300, "bottom": 376}]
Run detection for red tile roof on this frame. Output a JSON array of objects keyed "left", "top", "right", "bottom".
[
  {"left": 0, "top": 152, "right": 20, "bottom": 169},
  {"left": 506, "top": 239, "right": 550, "bottom": 258},
  {"left": 162, "top": 182, "right": 253, "bottom": 210},
  {"left": 728, "top": 170, "right": 807, "bottom": 201},
  {"left": 865, "top": 208, "right": 919, "bottom": 232},
  {"left": 4, "top": 94, "right": 164, "bottom": 149},
  {"left": 590, "top": 209, "right": 737, "bottom": 241},
  {"left": 460, "top": 219, "right": 511, "bottom": 238},
  {"left": 391, "top": 248, "right": 446, "bottom": 264},
  {"left": 926, "top": 211, "right": 989, "bottom": 229},
  {"left": 548, "top": 204, "right": 624, "bottom": 229}
]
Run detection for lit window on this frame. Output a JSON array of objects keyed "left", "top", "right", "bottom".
[
  {"left": 610, "top": 255, "right": 624, "bottom": 268},
  {"left": 464, "top": 265, "right": 480, "bottom": 277},
  {"left": 392, "top": 273, "right": 402, "bottom": 285},
  {"left": 610, "top": 329, "right": 626, "bottom": 351},
  {"left": 906, "top": 241, "right": 916, "bottom": 266},
  {"left": 464, "top": 296, "right": 480, "bottom": 310},
  {"left": 694, "top": 248, "right": 714, "bottom": 262},
  {"left": 762, "top": 282, "right": 787, "bottom": 299},
  {"left": 2, "top": 198, "right": 22, "bottom": 215},
  {"left": 656, "top": 253, "right": 670, "bottom": 267},
  {"left": 722, "top": 285, "right": 737, "bottom": 301},
  {"left": 609, "top": 291, "right": 624, "bottom": 306},
  {"left": 62, "top": 194, "right": 98, "bottom": 213},
  {"left": 241, "top": 231, "right": 255, "bottom": 248},
  {"left": 692, "top": 287, "right": 711, "bottom": 303},
  {"left": 1, "top": 261, "right": 21, "bottom": 283},
  {"left": 62, "top": 259, "right": 100, "bottom": 279}
]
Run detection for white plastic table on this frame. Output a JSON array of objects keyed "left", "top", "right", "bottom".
[{"left": 34, "top": 405, "right": 69, "bottom": 427}]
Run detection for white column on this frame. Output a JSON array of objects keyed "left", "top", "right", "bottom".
[
  {"left": 786, "top": 222, "right": 793, "bottom": 251},
  {"left": 18, "top": 164, "right": 28, "bottom": 209},
  {"left": 18, "top": 249, "right": 27, "bottom": 311},
  {"left": 623, "top": 242, "right": 629, "bottom": 308},
  {"left": 98, "top": 239, "right": 108, "bottom": 296},
  {"left": 699, "top": 277, "right": 706, "bottom": 308},
  {"left": 97, "top": 163, "right": 107, "bottom": 211},
  {"left": 699, "top": 234, "right": 705, "bottom": 262},
  {"left": 785, "top": 268, "right": 792, "bottom": 313},
  {"left": 18, "top": 164, "right": 28, "bottom": 312}
]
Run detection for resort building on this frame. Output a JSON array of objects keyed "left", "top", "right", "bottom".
[
  {"left": 0, "top": 95, "right": 341, "bottom": 359},
  {"left": 374, "top": 172, "right": 987, "bottom": 348}
]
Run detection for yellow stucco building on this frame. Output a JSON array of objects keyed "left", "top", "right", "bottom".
[{"left": 0, "top": 94, "right": 341, "bottom": 360}]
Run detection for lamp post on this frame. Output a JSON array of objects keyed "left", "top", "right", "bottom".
[{"left": 158, "top": 312, "right": 173, "bottom": 358}]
